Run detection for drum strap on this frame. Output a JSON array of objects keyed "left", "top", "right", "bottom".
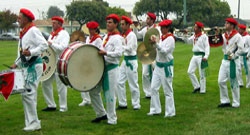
[
  {"left": 124, "top": 55, "right": 137, "bottom": 70},
  {"left": 103, "top": 64, "right": 118, "bottom": 102},
  {"left": 156, "top": 60, "right": 173, "bottom": 78}
]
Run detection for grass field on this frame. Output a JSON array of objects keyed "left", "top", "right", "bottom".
[{"left": 1, "top": 41, "right": 250, "bottom": 135}]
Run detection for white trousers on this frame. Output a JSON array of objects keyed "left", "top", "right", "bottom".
[
  {"left": 149, "top": 65, "right": 176, "bottom": 117},
  {"left": 142, "top": 64, "right": 152, "bottom": 97},
  {"left": 117, "top": 60, "right": 140, "bottom": 109},
  {"left": 80, "top": 92, "right": 91, "bottom": 103},
  {"left": 41, "top": 73, "right": 67, "bottom": 110},
  {"left": 187, "top": 55, "right": 206, "bottom": 93},
  {"left": 238, "top": 56, "right": 250, "bottom": 87},
  {"left": 89, "top": 85, "right": 106, "bottom": 118},
  {"left": 22, "top": 64, "right": 42, "bottom": 127},
  {"left": 218, "top": 59, "right": 240, "bottom": 107}
]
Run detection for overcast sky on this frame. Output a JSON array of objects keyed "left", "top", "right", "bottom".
[{"left": 0, "top": 0, "right": 249, "bottom": 19}]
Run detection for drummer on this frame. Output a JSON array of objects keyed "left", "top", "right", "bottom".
[
  {"left": 11, "top": 8, "right": 48, "bottom": 131},
  {"left": 98, "top": 14, "right": 123, "bottom": 125},
  {"left": 41, "top": 16, "right": 70, "bottom": 112},
  {"left": 79, "top": 21, "right": 102, "bottom": 106}
]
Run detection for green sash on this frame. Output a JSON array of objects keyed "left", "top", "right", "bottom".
[
  {"left": 22, "top": 57, "right": 43, "bottom": 85},
  {"left": 156, "top": 60, "right": 174, "bottom": 78},
  {"left": 240, "top": 53, "right": 248, "bottom": 75},
  {"left": 103, "top": 64, "right": 118, "bottom": 91},
  {"left": 224, "top": 55, "right": 238, "bottom": 88},
  {"left": 149, "top": 65, "right": 152, "bottom": 82},
  {"left": 124, "top": 55, "right": 137, "bottom": 70},
  {"left": 193, "top": 52, "right": 208, "bottom": 69}
]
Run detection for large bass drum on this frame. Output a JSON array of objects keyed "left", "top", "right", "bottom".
[
  {"left": 57, "top": 42, "right": 105, "bottom": 92},
  {"left": 40, "top": 46, "right": 56, "bottom": 81}
]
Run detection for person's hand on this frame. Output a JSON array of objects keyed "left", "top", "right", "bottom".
[
  {"left": 150, "top": 35, "right": 157, "bottom": 45},
  {"left": 202, "top": 58, "right": 207, "bottom": 61},
  {"left": 247, "top": 56, "right": 248, "bottom": 60},
  {"left": 10, "top": 64, "right": 17, "bottom": 69},
  {"left": 48, "top": 41, "right": 52, "bottom": 46},
  {"left": 22, "top": 49, "right": 31, "bottom": 56},
  {"left": 99, "top": 50, "right": 107, "bottom": 55},
  {"left": 228, "top": 55, "right": 232, "bottom": 60}
]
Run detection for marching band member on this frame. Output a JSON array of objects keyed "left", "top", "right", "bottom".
[
  {"left": 97, "top": 14, "right": 123, "bottom": 125},
  {"left": 237, "top": 24, "right": 250, "bottom": 88},
  {"left": 79, "top": 21, "right": 103, "bottom": 106},
  {"left": 147, "top": 19, "right": 176, "bottom": 117},
  {"left": 11, "top": 8, "right": 48, "bottom": 131},
  {"left": 218, "top": 18, "right": 244, "bottom": 108},
  {"left": 41, "top": 16, "right": 70, "bottom": 112},
  {"left": 184, "top": 22, "right": 210, "bottom": 94},
  {"left": 133, "top": 12, "right": 159, "bottom": 98},
  {"left": 116, "top": 16, "right": 141, "bottom": 110}
]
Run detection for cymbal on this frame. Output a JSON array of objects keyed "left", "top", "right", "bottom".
[
  {"left": 137, "top": 42, "right": 156, "bottom": 64},
  {"left": 70, "top": 30, "right": 86, "bottom": 43},
  {"left": 144, "top": 27, "right": 160, "bottom": 50}
]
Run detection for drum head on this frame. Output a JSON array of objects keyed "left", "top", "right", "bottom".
[
  {"left": 67, "top": 45, "right": 104, "bottom": 92},
  {"left": 40, "top": 46, "right": 56, "bottom": 81}
]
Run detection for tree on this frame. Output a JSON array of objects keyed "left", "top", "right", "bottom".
[
  {"left": 0, "top": 10, "right": 18, "bottom": 31},
  {"left": 66, "top": 1, "right": 107, "bottom": 30},
  {"left": 106, "top": 7, "right": 128, "bottom": 18},
  {"left": 47, "top": 6, "right": 64, "bottom": 18}
]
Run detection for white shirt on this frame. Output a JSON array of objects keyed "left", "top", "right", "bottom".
[
  {"left": 222, "top": 32, "right": 244, "bottom": 58},
  {"left": 133, "top": 24, "right": 161, "bottom": 40},
  {"left": 86, "top": 36, "right": 103, "bottom": 49},
  {"left": 15, "top": 26, "right": 48, "bottom": 66},
  {"left": 102, "top": 34, "right": 123, "bottom": 64},
  {"left": 241, "top": 34, "right": 250, "bottom": 56},
  {"left": 122, "top": 31, "right": 137, "bottom": 56},
  {"left": 48, "top": 29, "right": 69, "bottom": 58},
  {"left": 184, "top": 34, "right": 210, "bottom": 59},
  {"left": 155, "top": 36, "right": 175, "bottom": 63}
]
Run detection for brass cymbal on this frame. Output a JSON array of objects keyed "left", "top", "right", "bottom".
[
  {"left": 144, "top": 27, "right": 160, "bottom": 50},
  {"left": 70, "top": 30, "right": 86, "bottom": 43},
  {"left": 137, "top": 42, "right": 156, "bottom": 64}
]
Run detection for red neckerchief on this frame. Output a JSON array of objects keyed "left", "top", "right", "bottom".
[
  {"left": 147, "top": 24, "right": 157, "bottom": 30},
  {"left": 122, "top": 29, "right": 132, "bottom": 38},
  {"left": 161, "top": 33, "right": 175, "bottom": 41},
  {"left": 242, "top": 31, "right": 249, "bottom": 36},
  {"left": 90, "top": 34, "right": 102, "bottom": 43},
  {"left": 103, "top": 30, "right": 120, "bottom": 47},
  {"left": 225, "top": 29, "right": 238, "bottom": 45},
  {"left": 19, "top": 22, "right": 35, "bottom": 39},
  {"left": 51, "top": 27, "right": 63, "bottom": 40},
  {"left": 194, "top": 32, "right": 202, "bottom": 44}
]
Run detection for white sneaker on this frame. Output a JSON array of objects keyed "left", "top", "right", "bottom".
[
  {"left": 78, "top": 100, "right": 91, "bottom": 106},
  {"left": 23, "top": 123, "right": 41, "bottom": 132},
  {"left": 59, "top": 108, "right": 68, "bottom": 112},
  {"left": 147, "top": 112, "right": 160, "bottom": 116}
]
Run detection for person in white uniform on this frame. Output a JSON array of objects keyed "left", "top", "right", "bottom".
[
  {"left": 116, "top": 16, "right": 141, "bottom": 110},
  {"left": 79, "top": 21, "right": 103, "bottom": 106},
  {"left": 184, "top": 22, "right": 210, "bottom": 94},
  {"left": 98, "top": 14, "right": 123, "bottom": 125},
  {"left": 133, "top": 13, "right": 159, "bottom": 98},
  {"left": 147, "top": 19, "right": 176, "bottom": 117},
  {"left": 237, "top": 24, "right": 250, "bottom": 88},
  {"left": 41, "top": 16, "right": 70, "bottom": 112},
  {"left": 218, "top": 18, "right": 244, "bottom": 108},
  {"left": 11, "top": 8, "right": 48, "bottom": 131}
]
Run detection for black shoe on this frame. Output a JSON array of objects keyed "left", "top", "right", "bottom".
[
  {"left": 217, "top": 103, "right": 231, "bottom": 108},
  {"left": 240, "top": 85, "right": 244, "bottom": 88},
  {"left": 91, "top": 115, "right": 107, "bottom": 123},
  {"left": 42, "top": 107, "right": 56, "bottom": 111},
  {"left": 192, "top": 88, "right": 200, "bottom": 93},
  {"left": 116, "top": 106, "right": 128, "bottom": 110},
  {"left": 145, "top": 96, "right": 151, "bottom": 99}
]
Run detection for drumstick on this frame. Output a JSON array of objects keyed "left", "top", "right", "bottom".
[
  {"left": 2, "top": 64, "right": 11, "bottom": 69},
  {"left": 15, "top": 46, "right": 31, "bottom": 62}
]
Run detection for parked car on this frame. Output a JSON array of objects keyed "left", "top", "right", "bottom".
[{"left": 0, "top": 33, "right": 19, "bottom": 41}]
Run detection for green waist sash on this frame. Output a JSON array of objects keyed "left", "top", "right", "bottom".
[
  {"left": 102, "top": 64, "right": 119, "bottom": 91},
  {"left": 156, "top": 60, "right": 173, "bottom": 77},
  {"left": 240, "top": 53, "right": 248, "bottom": 75},
  {"left": 193, "top": 52, "right": 208, "bottom": 69},
  {"left": 224, "top": 55, "right": 236, "bottom": 79},
  {"left": 124, "top": 55, "right": 137, "bottom": 70}
]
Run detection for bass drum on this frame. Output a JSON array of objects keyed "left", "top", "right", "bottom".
[
  {"left": 40, "top": 46, "right": 56, "bottom": 81},
  {"left": 57, "top": 42, "right": 105, "bottom": 92}
]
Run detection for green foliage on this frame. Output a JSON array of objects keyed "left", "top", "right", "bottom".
[
  {"left": 0, "top": 10, "right": 18, "bottom": 31},
  {"left": 47, "top": 6, "right": 64, "bottom": 18},
  {"left": 106, "top": 7, "right": 128, "bottom": 18},
  {"left": 66, "top": 1, "right": 107, "bottom": 30}
]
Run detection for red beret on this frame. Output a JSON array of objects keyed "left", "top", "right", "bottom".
[
  {"left": 147, "top": 13, "right": 156, "bottom": 21},
  {"left": 121, "top": 16, "right": 133, "bottom": 25},
  {"left": 106, "top": 14, "right": 120, "bottom": 22},
  {"left": 159, "top": 19, "right": 172, "bottom": 26},
  {"left": 238, "top": 24, "right": 246, "bottom": 29},
  {"left": 20, "top": 8, "right": 35, "bottom": 20},
  {"left": 86, "top": 21, "right": 99, "bottom": 29},
  {"left": 195, "top": 22, "right": 204, "bottom": 28},
  {"left": 52, "top": 16, "right": 64, "bottom": 24},
  {"left": 225, "top": 18, "right": 238, "bottom": 25}
]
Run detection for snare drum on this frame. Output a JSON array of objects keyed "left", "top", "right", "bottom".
[{"left": 57, "top": 42, "right": 105, "bottom": 92}]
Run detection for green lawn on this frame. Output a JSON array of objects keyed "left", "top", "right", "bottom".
[{"left": 1, "top": 41, "right": 250, "bottom": 135}]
